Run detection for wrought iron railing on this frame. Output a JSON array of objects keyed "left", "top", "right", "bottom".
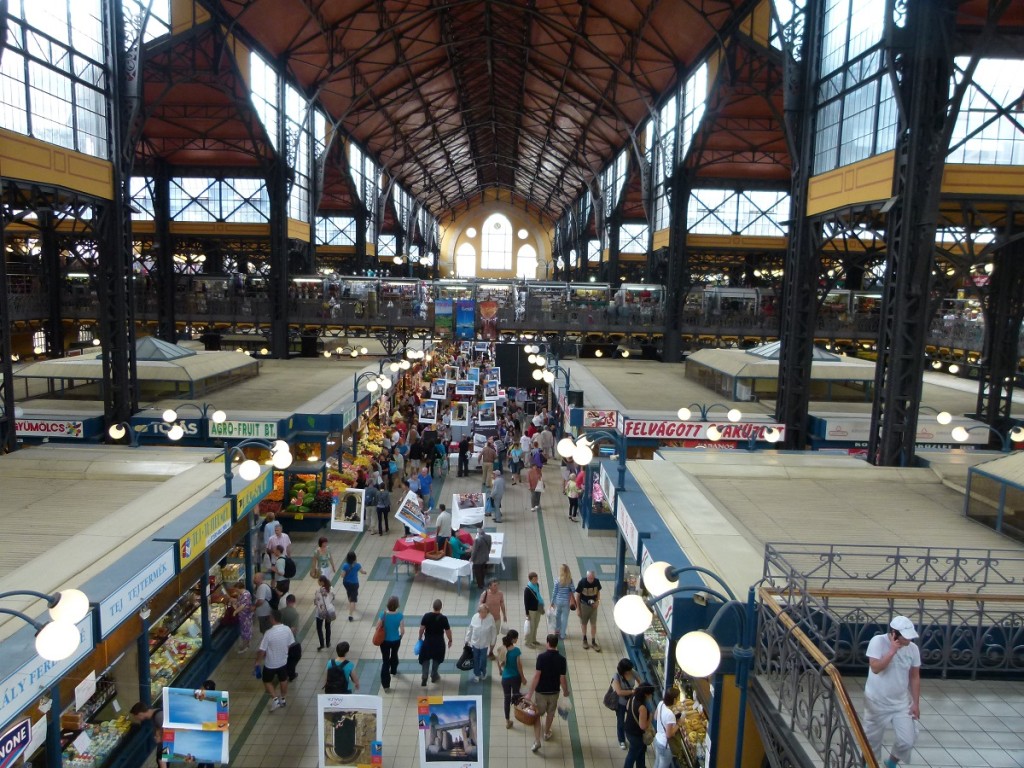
[{"left": 756, "top": 587, "right": 879, "bottom": 768}]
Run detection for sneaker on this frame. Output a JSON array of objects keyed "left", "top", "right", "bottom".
[
  {"left": 884, "top": 761, "right": 898, "bottom": 768},
  {"left": 582, "top": 638, "right": 589, "bottom": 650},
  {"left": 619, "top": 742, "right": 626, "bottom": 750},
  {"left": 531, "top": 742, "right": 540, "bottom": 753},
  {"left": 348, "top": 616, "right": 354, "bottom": 622},
  {"left": 269, "top": 698, "right": 282, "bottom": 711},
  {"left": 543, "top": 731, "right": 553, "bottom": 741},
  {"left": 317, "top": 645, "right": 324, "bottom": 651},
  {"left": 591, "top": 640, "right": 601, "bottom": 652},
  {"left": 278, "top": 699, "right": 286, "bottom": 708},
  {"left": 421, "top": 679, "right": 428, "bottom": 687}
]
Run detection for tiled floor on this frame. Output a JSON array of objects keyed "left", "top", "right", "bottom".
[{"left": 213, "top": 462, "right": 630, "bottom": 768}]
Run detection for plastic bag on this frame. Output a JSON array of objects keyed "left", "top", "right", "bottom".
[
  {"left": 546, "top": 605, "right": 558, "bottom": 633},
  {"left": 414, "top": 638, "right": 424, "bottom": 656},
  {"left": 557, "top": 695, "right": 573, "bottom": 720},
  {"left": 523, "top": 618, "right": 531, "bottom": 637}
]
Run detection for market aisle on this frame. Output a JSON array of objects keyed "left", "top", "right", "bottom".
[{"left": 211, "top": 460, "right": 629, "bottom": 768}]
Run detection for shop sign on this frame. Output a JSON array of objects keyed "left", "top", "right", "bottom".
[
  {"left": 235, "top": 470, "right": 273, "bottom": 518},
  {"left": 207, "top": 420, "right": 277, "bottom": 439},
  {"left": 616, "top": 498, "right": 639, "bottom": 560},
  {"left": 620, "top": 419, "right": 785, "bottom": 442},
  {"left": 0, "top": 616, "right": 93, "bottom": 732},
  {"left": 818, "top": 416, "right": 983, "bottom": 444},
  {"left": 641, "top": 548, "right": 673, "bottom": 626},
  {"left": 14, "top": 418, "right": 84, "bottom": 439},
  {"left": 131, "top": 418, "right": 202, "bottom": 438},
  {"left": 179, "top": 502, "right": 232, "bottom": 570},
  {"left": 98, "top": 548, "right": 176, "bottom": 637},
  {"left": 0, "top": 718, "right": 30, "bottom": 768},
  {"left": 583, "top": 409, "right": 617, "bottom": 429}
]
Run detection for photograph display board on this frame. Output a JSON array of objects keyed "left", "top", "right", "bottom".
[
  {"left": 418, "top": 400, "right": 439, "bottom": 425},
  {"left": 430, "top": 379, "right": 448, "bottom": 399},
  {"left": 476, "top": 401, "right": 497, "bottom": 426},
  {"left": 332, "top": 489, "right": 366, "bottom": 533},
  {"left": 395, "top": 491, "right": 428, "bottom": 535},
  {"left": 317, "top": 694, "right": 383, "bottom": 768},
  {"left": 449, "top": 402, "right": 470, "bottom": 427},
  {"left": 482, "top": 381, "right": 499, "bottom": 400},
  {"left": 451, "top": 493, "right": 486, "bottom": 529},
  {"left": 455, "top": 381, "right": 477, "bottom": 397},
  {"left": 416, "top": 695, "right": 483, "bottom": 768},
  {"left": 160, "top": 687, "right": 230, "bottom": 764}
]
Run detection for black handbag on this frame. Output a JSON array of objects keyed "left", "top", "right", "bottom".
[
  {"left": 602, "top": 685, "right": 618, "bottom": 711},
  {"left": 456, "top": 644, "right": 474, "bottom": 671}
]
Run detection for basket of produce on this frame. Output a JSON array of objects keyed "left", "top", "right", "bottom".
[{"left": 513, "top": 698, "right": 538, "bottom": 726}]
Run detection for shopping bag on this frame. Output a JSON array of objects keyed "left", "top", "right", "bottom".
[
  {"left": 523, "top": 617, "right": 531, "bottom": 637},
  {"left": 546, "top": 605, "right": 558, "bottom": 633},
  {"left": 557, "top": 695, "right": 573, "bottom": 720},
  {"left": 456, "top": 644, "right": 474, "bottom": 671}
]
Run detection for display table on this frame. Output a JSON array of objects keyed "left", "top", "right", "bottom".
[
  {"left": 488, "top": 531, "right": 506, "bottom": 570},
  {"left": 391, "top": 531, "right": 474, "bottom": 575},
  {"left": 420, "top": 557, "right": 473, "bottom": 594}
]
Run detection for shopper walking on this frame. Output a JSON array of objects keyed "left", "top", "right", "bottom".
[
  {"left": 523, "top": 572, "right": 544, "bottom": 648},
  {"left": 324, "top": 641, "right": 359, "bottom": 694},
  {"left": 341, "top": 550, "right": 362, "bottom": 621},
  {"left": 434, "top": 503, "right": 452, "bottom": 554},
  {"left": 524, "top": 633, "right": 570, "bottom": 754},
  {"left": 458, "top": 434, "right": 471, "bottom": 477},
  {"left": 862, "top": 616, "right": 922, "bottom": 768},
  {"left": 528, "top": 463, "right": 544, "bottom": 513},
  {"left": 375, "top": 483, "right": 392, "bottom": 536},
  {"left": 575, "top": 570, "right": 602, "bottom": 651},
  {"left": 623, "top": 683, "right": 655, "bottom": 768},
  {"left": 256, "top": 611, "right": 295, "bottom": 712},
  {"left": 418, "top": 599, "right": 453, "bottom": 686},
  {"left": 551, "top": 563, "right": 575, "bottom": 639},
  {"left": 470, "top": 528, "right": 492, "bottom": 589},
  {"left": 565, "top": 473, "right": 581, "bottom": 521},
  {"left": 478, "top": 579, "right": 507, "bottom": 657},
  {"left": 253, "top": 572, "right": 273, "bottom": 634},
  {"left": 312, "top": 575, "right": 336, "bottom": 651},
  {"left": 497, "top": 630, "right": 526, "bottom": 729},
  {"left": 480, "top": 438, "right": 497, "bottom": 489},
  {"left": 375, "top": 595, "right": 405, "bottom": 692},
  {"left": 230, "top": 580, "right": 254, "bottom": 653},
  {"left": 466, "top": 604, "right": 497, "bottom": 682},
  {"left": 313, "top": 537, "right": 336, "bottom": 581},
  {"left": 612, "top": 658, "right": 641, "bottom": 750},
  {"left": 490, "top": 470, "right": 505, "bottom": 522}
]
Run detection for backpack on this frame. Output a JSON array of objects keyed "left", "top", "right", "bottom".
[
  {"left": 282, "top": 556, "right": 297, "bottom": 579},
  {"left": 325, "top": 660, "right": 351, "bottom": 694}
]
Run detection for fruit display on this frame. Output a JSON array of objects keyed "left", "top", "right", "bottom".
[{"left": 61, "top": 715, "right": 132, "bottom": 768}]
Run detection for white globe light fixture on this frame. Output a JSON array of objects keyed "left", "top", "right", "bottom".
[
  {"left": 622, "top": 350, "right": 630, "bottom": 358},
  {"left": 324, "top": 350, "right": 332, "bottom": 358},
  {"left": 543, "top": 371, "right": 555, "bottom": 384},
  {"left": 167, "top": 423, "right": 185, "bottom": 441},
  {"left": 272, "top": 449, "right": 293, "bottom": 470},
  {"left": 239, "top": 459, "right": 261, "bottom": 480},
  {"left": 1010, "top": 426, "right": 1024, "bottom": 443},
  {"left": 366, "top": 379, "right": 379, "bottom": 392},
  {"left": 271, "top": 440, "right": 289, "bottom": 455},
  {"left": 350, "top": 349, "right": 359, "bottom": 358},
  {"left": 613, "top": 594, "right": 654, "bottom": 635},
  {"left": 951, "top": 426, "right": 969, "bottom": 442},
  {"left": 211, "top": 410, "right": 226, "bottom": 424},
  {"left": 108, "top": 423, "right": 127, "bottom": 440},
  {"left": 162, "top": 409, "right": 178, "bottom": 423},
  {"left": 360, "top": 347, "right": 368, "bottom": 355},
  {"left": 726, "top": 408, "right": 742, "bottom": 423},
  {"left": 49, "top": 589, "right": 90, "bottom": 624},
  {"left": 595, "top": 349, "right": 603, "bottom": 358},
  {"left": 35, "top": 620, "right": 81, "bottom": 661},
  {"left": 389, "top": 362, "right": 400, "bottom": 372},
  {"left": 707, "top": 425, "right": 722, "bottom": 441},
  {"left": 642, "top": 562, "right": 676, "bottom": 599},
  {"left": 535, "top": 355, "right": 547, "bottom": 367},
  {"left": 527, "top": 354, "right": 537, "bottom": 365},
  {"left": 532, "top": 369, "right": 544, "bottom": 381},
  {"left": 935, "top": 411, "right": 953, "bottom": 425},
  {"left": 379, "top": 377, "right": 393, "bottom": 391},
  {"left": 948, "top": 364, "right": 960, "bottom": 374},
  {"left": 400, "top": 359, "right": 411, "bottom": 370},
  {"left": 557, "top": 437, "right": 577, "bottom": 458},
  {"left": 572, "top": 443, "right": 594, "bottom": 466},
  {"left": 763, "top": 427, "right": 782, "bottom": 444},
  {"left": 675, "top": 630, "right": 723, "bottom": 678},
  {"left": 677, "top": 407, "right": 693, "bottom": 421}
]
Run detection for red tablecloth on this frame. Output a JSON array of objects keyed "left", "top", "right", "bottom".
[{"left": 391, "top": 530, "right": 473, "bottom": 565}]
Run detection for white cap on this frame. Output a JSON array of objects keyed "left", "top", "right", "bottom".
[{"left": 889, "top": 616, "right": 918, "bottom": 639}]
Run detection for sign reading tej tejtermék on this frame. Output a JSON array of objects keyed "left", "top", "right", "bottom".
[{"left": 207, "top": 420, "right": 278, "bottom": 439}]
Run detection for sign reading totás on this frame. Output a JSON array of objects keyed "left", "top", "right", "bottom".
[
  {"left": 179, "top": 502, "right": 232, "bottom": 569},
  {"left": 14, "top": 419, "right": 84, "bottom": 439},
  {"left": 620, "top": 419, "right": 785, "bottom": 442},
  {"left": 207, "top": 420, "right": 277, "bottom": 439}
]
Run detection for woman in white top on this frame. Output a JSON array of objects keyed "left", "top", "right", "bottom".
[
  {"left": 653, "top": 686, "right": 681, "bottom": 768},
  {"left": 466, "top": 605, "right": 497, "bottom": 683}
]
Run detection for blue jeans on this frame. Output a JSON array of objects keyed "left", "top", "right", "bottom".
[
  {"left": 615, "top": 704, "right": 627, "bottom": 744},
  {"left": 472, "top": 646, "right": 488, "bottom": 678},
  {"left": 653, "top": 739, "right": 673, "bottom": 768},
  {"left": 554, "top": 602, "right": 570, "bottom": 637},
  {"left": 624, "top": 731, "right": 647, "bottom": 768}
]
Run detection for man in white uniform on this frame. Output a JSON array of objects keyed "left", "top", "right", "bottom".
[{"left": 863, "top": 616, "right": 922, "bottom": 768}]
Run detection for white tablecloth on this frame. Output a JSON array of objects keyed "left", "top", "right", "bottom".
[
  {"left": 488, "top": 532, "right": 505, "bottom": 569},
  {"left": 420, "top": 556, "right": 472, "bottom": 584}
]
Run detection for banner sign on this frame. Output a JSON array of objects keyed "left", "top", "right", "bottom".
[
  {"left": 179, "top": 502, "right": 232, "bottom": 569},
  {"left": 235, "top": 470, "right": 273, "bottom": 519},
  {"left": 455, "top": 300, "right": 475, "bottom": 340},
  {"left": 98, "top": 547, "right": 176, "bottom": 637},
  {"left": 619, "top": 418, "right": 785, "bottom": 442},
  {"left": 208, "top": 420, "right": 278, "bottom": 439},
  {"left": 0, "top": 719, "right": 31, "bottom": 768},
  {"left": 14, "top": 418, "right": 84, "bottom": 439},
  {"left": 583, "top": 410, "right": 617, "bottom": 429},
  {"left": 434, "top": 298, "right": 453, "bottom": 337},
  {"left": 814, "top": 415, "right": 986, "bottom": 445},
  {"left": 616, "top": 497, "right": 639, "bottom": 560}
]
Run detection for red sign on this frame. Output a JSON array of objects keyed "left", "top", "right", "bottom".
[{"left": 620, "top": 419, "right": 785, "bottom": 442}]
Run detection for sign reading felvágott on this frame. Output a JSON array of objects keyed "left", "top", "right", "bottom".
[
  {"left": 207, "top": 420, "right": 278, "bottom": 439},
  {"left": 0, "top": 616, "right": 94, "bottom": 731},
  {"left": 179, "top": 502, "right": 232, "bottom": 569},
  {"left": 619, "top": 419, "right": 785, "bottom": 442},
  {"left": 98, "top": 548, "right": 176, "bottom": 637}
]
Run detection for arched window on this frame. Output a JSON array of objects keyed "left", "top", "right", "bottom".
[
  {"left": 516, "top": 244, "right": 537, "bottom": 279},
  {"left": 456, "top": 242, "right": 477, "bottom": 278},
  {"left": 481, "top": 214, "right": 513, "bottom": 270}
]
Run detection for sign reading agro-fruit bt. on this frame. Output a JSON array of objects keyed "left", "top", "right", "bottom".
[{"left": 207, "top": 420, "right": 278, "bottom": 439}]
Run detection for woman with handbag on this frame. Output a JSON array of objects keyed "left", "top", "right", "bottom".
[
  {"left": 551, "top": 563, "right": 575, "bottom": 640},
  {"left": 496, "top": 630, "right": 526, "bottom": 729},
  {"left": 612, "top": 658, "right": 641, "bottom": 749},
  {"left": 466, "top": 604, "right": 497, "bottom": 683},
  {"left": 623, "top": 683, "right": 655, "bottom": 768},
  {"left": 313, "top": 537, "right": 336, "bottom": 582},
  {"left": 653, "top": 686, "right": 681, "bottom": 768},
  {"left": 313, "top": 576, "right": 337, "bottom": 651},
  {"left": 375, "top": 595, "right": 405, "bottom": 692}
]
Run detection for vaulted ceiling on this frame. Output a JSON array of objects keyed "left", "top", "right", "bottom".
[{"left": 165, "top": 0, "right": 770, "bottom": 223}]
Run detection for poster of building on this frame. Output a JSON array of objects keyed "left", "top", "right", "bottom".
[
  {"left": 484, "top": 367, "right": 501, "bottom": 383},
  {"left": 419, "top": 399, "right": 439, "bottom": 425},
  {"left": 395, "top": 491, "right": 428, "bottom": 535},
  {"left": 416, "top": 695, "right": 483, "bottom": 768},
  {"left": 430, "top": 379, "right": 448, "bottom": 399},
  {"left": 331, "top": 489, "right": 366, "bottom": 532},
  {"left": 451, "top": 493, "right": 487, "bottom": 529},
  {"left": 434, "top": 299, "right": 453, "bottom": 338},
  {"left": 317, "top": 694, "right": 383, "bottom": 768},
  {"left": 450, "top": 402, "right": 469, "bottom": 427},
  {"left": 482, "top": 380, "right": 499, "bottom": 400},
  {"left": 476, "top": 401, "right": 497, "bottom": 425},
  {"left": 455, "top": 300, "right": 475, "bottom": 340}
]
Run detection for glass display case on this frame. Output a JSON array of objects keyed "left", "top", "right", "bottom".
[
  {"left": 667, "top": 679, "right": 709, "bottom": 768},
  {"left": 59, "top": 675, "right": 134, "bottom": 768}
]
